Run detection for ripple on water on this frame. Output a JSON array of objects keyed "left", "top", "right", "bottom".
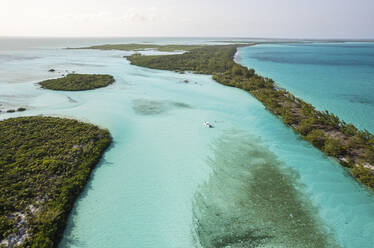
[{"left": 192, "top": 130, "right": 340, "bottom": 248}]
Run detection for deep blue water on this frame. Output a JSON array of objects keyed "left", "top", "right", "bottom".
[{"left": 237, "top": 42, "right": 374, "bottom": 132}]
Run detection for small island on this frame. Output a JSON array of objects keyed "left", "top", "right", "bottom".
[
  {"left": 38, "top": 73, "right": 114, "bottom": 91},
  {"left": 72, "top": 43, "right": 204, "bottom": 52},
  {"left": 0, "top": 116, "right": 112, "bottom": 247},
  {"left": 4, "top": 107, "right": 27, "bottom": 113}
]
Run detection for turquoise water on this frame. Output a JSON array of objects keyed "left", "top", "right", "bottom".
[
  {"left": 236, "top": 42, "right": 374, "bottom": 132},
  {"left": 1, "top": 38, "right": 374, "bottom": 247}
]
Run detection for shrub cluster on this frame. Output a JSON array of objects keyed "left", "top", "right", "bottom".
[
  {"left": 0, "top": 116, "right": 111, "bottom": 247},
  {"left": 39, "top": 74, "right": 114, "bottom": 91}
]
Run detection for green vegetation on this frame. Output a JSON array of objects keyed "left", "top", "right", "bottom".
[
  {"left": 127, "top": 44, "right": 374, "bottom": 190},
  {"left": 127, "top": 45, "right": 239, "bottom": 74},
  {"left": 75, "top": 43, "right": 204, "bottom": 52},
  {"left": 1, "top": 108, "right": 27, "bottom": 114},
  {"left": 209, "top": 40, "right": 256, "bottom": 44},
  {"left": 0, "top": 116, "right": 112, "bottom": 247},
  {"left": 38, "top": 74, "right": 114, "bottom": 91}
]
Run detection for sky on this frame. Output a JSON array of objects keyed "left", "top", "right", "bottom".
[{"left": 1, "top": 0, "right": 373, "bottom": 39}]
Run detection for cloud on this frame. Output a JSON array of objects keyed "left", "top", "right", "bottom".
[
  {"left": 68, "top": 11, "right": 112, "bottom": 22},
  {"left": 121, "top": 7, "right": 162, "bottom": 23}
]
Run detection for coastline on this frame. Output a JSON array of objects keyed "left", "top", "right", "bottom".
[
  {"left": 0, "top": 116, "right": 112, "bottom": 247},
  {"left": 124, "top": 43, "right": 374, "bottom": 191},
  {"left": 228, "top": 47, "right": 374, "bottom": 191},
  {"left": 2, "top": 39, "right": 374, "bottom": 247},
  {"left": 227, "top": 47, "right": 374, "bottom": 191}
]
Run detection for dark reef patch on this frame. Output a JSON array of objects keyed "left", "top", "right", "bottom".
[
  {"left": 0, "top": 55, "right": 40, "bottom": 62},
  {"left": 67, "top": 96, "right": 78, "bottom": 103},
  {"left": 132, "top": 99, "right": 191, "bottom": 115},
  {"left": 170, "top": 102, "right": 190, "bottom": 108},
  {"left": 192, "top": 130, "right": 339, "bottom": 248},
  {"left": 339, "top": 94, "right": 374, "bottom": 106}
]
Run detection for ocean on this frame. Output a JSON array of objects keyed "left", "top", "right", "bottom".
[
  {"left": 236, "top": 42, "right": 374, "bottom": 133},
  {"left": 1, "top": 38, "right": 373, "bottom": 247}
]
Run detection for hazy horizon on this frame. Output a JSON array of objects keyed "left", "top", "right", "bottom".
[
  {"left": 1, "top": 36, "right": 374, "bottom": 40},
  {"left": 1, "top": 0, "right": 374, "bottom": 39}
]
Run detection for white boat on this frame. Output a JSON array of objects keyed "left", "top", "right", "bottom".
[{"left": 204, "top": 121, "right": 213, "bottom": 128}]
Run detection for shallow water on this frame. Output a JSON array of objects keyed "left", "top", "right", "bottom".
[
  {"left": 1, "top": 38, "right": 374, "bottom": 247},
  {"left": 192, "top": 130, "right": 339, "bottom": 248}
]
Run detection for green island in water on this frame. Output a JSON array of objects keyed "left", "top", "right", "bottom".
[
  {"left": 73, "top": 43, "right": 205, "bottom": 52},
  {"left": 38, "top": 74, "right": 114, "bottom": 91},
  {"left": 116, "top": 44, "right": 374, "bottom": 190},
  {"left": 0, "top": 116, "right": 112, "bottom": 247}
]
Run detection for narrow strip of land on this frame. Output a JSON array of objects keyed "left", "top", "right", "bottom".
[
  {"left": 108, "top": 44, "right": 374, "bottom": 190},
  {"left": 72, "top": 44, "right": 205, "bottom": 52}
]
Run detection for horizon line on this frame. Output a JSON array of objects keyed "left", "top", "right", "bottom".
[{"left": 1, "top": 35, "right": 374, "bottom": 41}]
